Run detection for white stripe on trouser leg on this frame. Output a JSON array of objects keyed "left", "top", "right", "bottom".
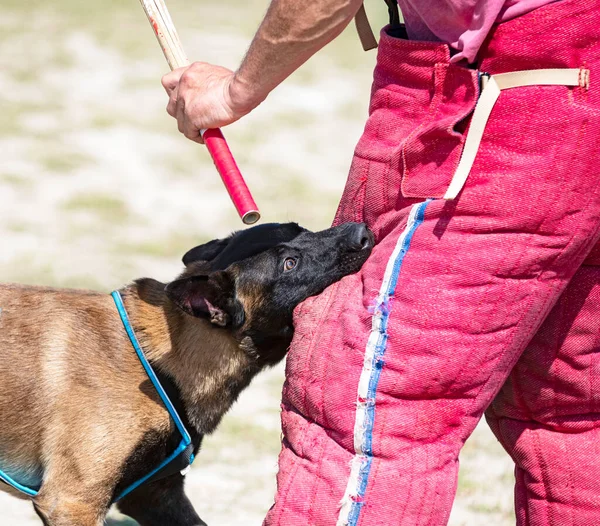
[{"left": 337, "top": 201, "right": 429, "bottom": 526}]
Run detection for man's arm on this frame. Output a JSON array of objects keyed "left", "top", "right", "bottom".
[{"left": 162, "top": 0, "right": 364, "bottom": 142}]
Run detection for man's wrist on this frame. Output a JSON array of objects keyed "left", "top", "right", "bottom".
[{"left": 227, "top": 73, "right": 267, "bottom": 117}]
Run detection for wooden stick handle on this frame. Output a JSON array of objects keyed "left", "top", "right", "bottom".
[{"left": 139, "top": 0, "right": 260, "bottom": 225}]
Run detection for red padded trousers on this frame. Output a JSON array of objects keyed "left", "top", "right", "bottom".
[{"left": 265, "top": 1, "right": 600, "bottom": 524}]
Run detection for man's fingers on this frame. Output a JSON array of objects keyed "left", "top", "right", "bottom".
[
  {"left": 182, "top": 105, "right": 202, "bottom": 141},
  {"left": 167, "top": 86, "right": 178, "bottom": 118},
  {"left": 176, "top": 97, "right": 186, "bottom": 134},
  {"left": 190, "top": 133, "right": 205, "bottom": 145},
  {"left": 161, "top": 62, "right": 249, "bottom": 142},
  {"left": 171, "top": 86, "right": 203, "bottom": 142},
  {"left": 161, "top": 66, "right": 187, "bottom": 94},
  {"left": 184, "top": 124, "right": 202, "bottom": 142}
]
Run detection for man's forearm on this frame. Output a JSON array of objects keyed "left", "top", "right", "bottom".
[
  {"left": 161, "top": 0, "right": 362, "bottom": 140},
  {"left": 231, "top": 0, "right": 364, "bottom": 109}
]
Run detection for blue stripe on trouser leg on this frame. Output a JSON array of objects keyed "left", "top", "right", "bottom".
[{"left": 338, "top": 200, "right": 430, "bottom": 526}]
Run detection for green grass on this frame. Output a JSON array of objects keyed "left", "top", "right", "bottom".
[
  {"left": 156, "top": 152, "right": 205, "bottom": 181},
  {"left": 199, "top": 416, "right": 282, "bottom": 465},
  {"left": 0, "top": 173, "right": 31, "bottom": 188},
  {"left": 39, "top": 151, "right": 93, "bottom": 174},
  {"left": 472, "top": 502, "right": 506, "bottom": 515},
  {"left": 0, "top": 258, "right": 106, "bottom": 291},
  {"left": 0, "top": 104, "right": 24, "bottom": 137},
  {"left": 6, "top": 221, "right": 32, "bottom": 233},
  {"left": 90, "top": 113, "right": 120, "bottom": 129},
  {"left": 270, "top": 110, "right": 316, "bottom": 129},
  {"left": 62, "top": 193, "right": 130, "bottom": 223},
  {"left": 116, "top": 233, "right": 209, "bottom": 259},
  {"left": 11, "top": 68, "right": 39, "bottom": 84},
  {"left": 456, "top": 472, "right": 479, "bottom": 494}
]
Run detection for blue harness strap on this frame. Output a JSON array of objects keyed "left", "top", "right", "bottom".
[
  {"left": 0, "top": 471, "right": 39, "bottom": 497},
  {"left": 111, "top": 290, "right": 194, "bottom": 501},
  {"left": 0, "top": 292, "right": 195, "bottom": 501}
]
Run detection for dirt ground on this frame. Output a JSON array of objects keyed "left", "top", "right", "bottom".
[{"left": 0, "top": 0, "right": 515, "bottom": 524}]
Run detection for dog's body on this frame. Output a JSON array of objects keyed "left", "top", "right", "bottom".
[{"left": 0, "top": 222, "right": 373, "bottom": 526}]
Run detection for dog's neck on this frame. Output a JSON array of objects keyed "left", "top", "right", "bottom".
[{"left": 119, "top": 278, "right": 260, "bottom": 435}]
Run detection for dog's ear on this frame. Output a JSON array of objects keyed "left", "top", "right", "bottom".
[
  {"left": 165, "top": 271, "right": 235, "bottom": 327},
  {"left": 182, "top": 238, "right": 230, "bottom": 267}
]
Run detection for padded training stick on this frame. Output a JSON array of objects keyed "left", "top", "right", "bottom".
[{"left": 139, "top": 0, "right": 260, "bottom": 225}]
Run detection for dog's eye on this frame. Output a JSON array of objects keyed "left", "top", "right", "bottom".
[{"left": 283, "top": 257, "right": 297, "bottom": 272}]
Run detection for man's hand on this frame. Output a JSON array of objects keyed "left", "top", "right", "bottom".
[
  {"left": 162, "top": 0, "right": 362, "bottom": 143},
  {"left": 161, "top": 62, "right": 261, "bottom": 143}
]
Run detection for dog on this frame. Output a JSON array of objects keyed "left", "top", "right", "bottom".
[{"left": 0, "top": 221, "right": 374, "bottom": 526}]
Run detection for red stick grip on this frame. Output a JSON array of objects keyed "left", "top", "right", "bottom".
[{"left": 202, "top": 128, "right": 260, "bottom": 224}]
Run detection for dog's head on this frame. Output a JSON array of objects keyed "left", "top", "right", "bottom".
[{"left": 165, "top": 222, "right": 374, "bottom": 365}]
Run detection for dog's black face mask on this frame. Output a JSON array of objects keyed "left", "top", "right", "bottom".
[{"left": 166, "top": 222, "right": 374, "bottom": 365}]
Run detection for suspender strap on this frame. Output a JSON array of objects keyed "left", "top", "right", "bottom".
[
  {"left": 444, "top": 68, "right": 589, "bottom": 200},
  {"left": 354, "top": 0, "right": 400, "bottom": 51},
  {"left": 355, "top": 4, "right": 378, "bottom": 51}
]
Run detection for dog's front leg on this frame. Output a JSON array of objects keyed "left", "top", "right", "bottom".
[
  {"left": 33, "top": 493, "right": 107, "bottom": 526},
  {"left": 117, "top": 473, "right": 206, "bottom": 526}
]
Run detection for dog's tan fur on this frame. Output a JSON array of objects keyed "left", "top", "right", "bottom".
[
  {"left": 0, "top": 279, "right": 251, "bottom": 525},
  {"left": 0, "top": 221, "right": 374, "bottom": 526}
]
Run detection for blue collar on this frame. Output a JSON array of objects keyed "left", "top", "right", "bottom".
[
  {"left": 111, "top": 290, "right": 195, "bottom": 501},
  {"left": 0, "top": 292, "right": 195, "bottom": 502}
]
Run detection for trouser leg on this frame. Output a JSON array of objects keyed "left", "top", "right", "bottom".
[
  {"left": 266, "top": 1, "right": 600, "bottom": 524},
  {"left": 487, "top": 263, "right": 600, "bottom": 526}
]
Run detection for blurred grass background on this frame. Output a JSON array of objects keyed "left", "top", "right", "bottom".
[{"left": 0, "top": 0, "right": 514, "bottom": 524}]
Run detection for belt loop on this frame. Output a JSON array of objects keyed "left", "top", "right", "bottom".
[{"left": 479, "top": 72, "right": 491, "bottom": 93}]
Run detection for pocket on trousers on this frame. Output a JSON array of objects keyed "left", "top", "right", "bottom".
[{"left": 399, "top": 64, "right": 478, "bottom": 199}]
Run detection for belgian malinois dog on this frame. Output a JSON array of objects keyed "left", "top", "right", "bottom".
[{"left": 0, "top": 221, "right": 374, "bottom": 526}]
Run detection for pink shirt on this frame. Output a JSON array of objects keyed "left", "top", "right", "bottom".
[{"left": 397, "top": 0, "right": 559, "bottom": 63}]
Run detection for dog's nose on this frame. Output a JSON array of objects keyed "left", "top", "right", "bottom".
[{"left": 346, "top": 223, "right": 373, "bottom": 251}]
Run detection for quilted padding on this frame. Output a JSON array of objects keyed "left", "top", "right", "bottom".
[{"left": 265, "top": 1, "right": 600, "bottom": 524}]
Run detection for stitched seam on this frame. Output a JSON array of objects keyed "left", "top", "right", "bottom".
[
  {"left": 565, "top": 430, "right": 575, "bottom": 526},
  {"left": 270, "top": 418, "right": 310, "bottom": 525},
  {"left": 273, "top": 284, "right": 339, "bottom": 524},
  {"left": 300, "top": 284, "right": 339, "bottom": 417},
  {"left": 306, "top": 430, "right": 327, "bottom": 524},
  {"left": 533, "top": 429, "right": 552, "bottom": 525},
  {"left": 588, "top": 282, "right": 600, "bottom": 414},
  {"left": 322, "top": 285, "right": 353, "bottom": 431},
  {"left": 553, "top": 294, "right": 568, "bottom": 422},
  {"left": 308, "top": 284, "right": 353, "bottom": 522},
  {"left": 384, "top": 89, "right": 392, "bottom": 212},
  {"left": 414, "top": 441, "right": 431, "bottom": 525}
]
